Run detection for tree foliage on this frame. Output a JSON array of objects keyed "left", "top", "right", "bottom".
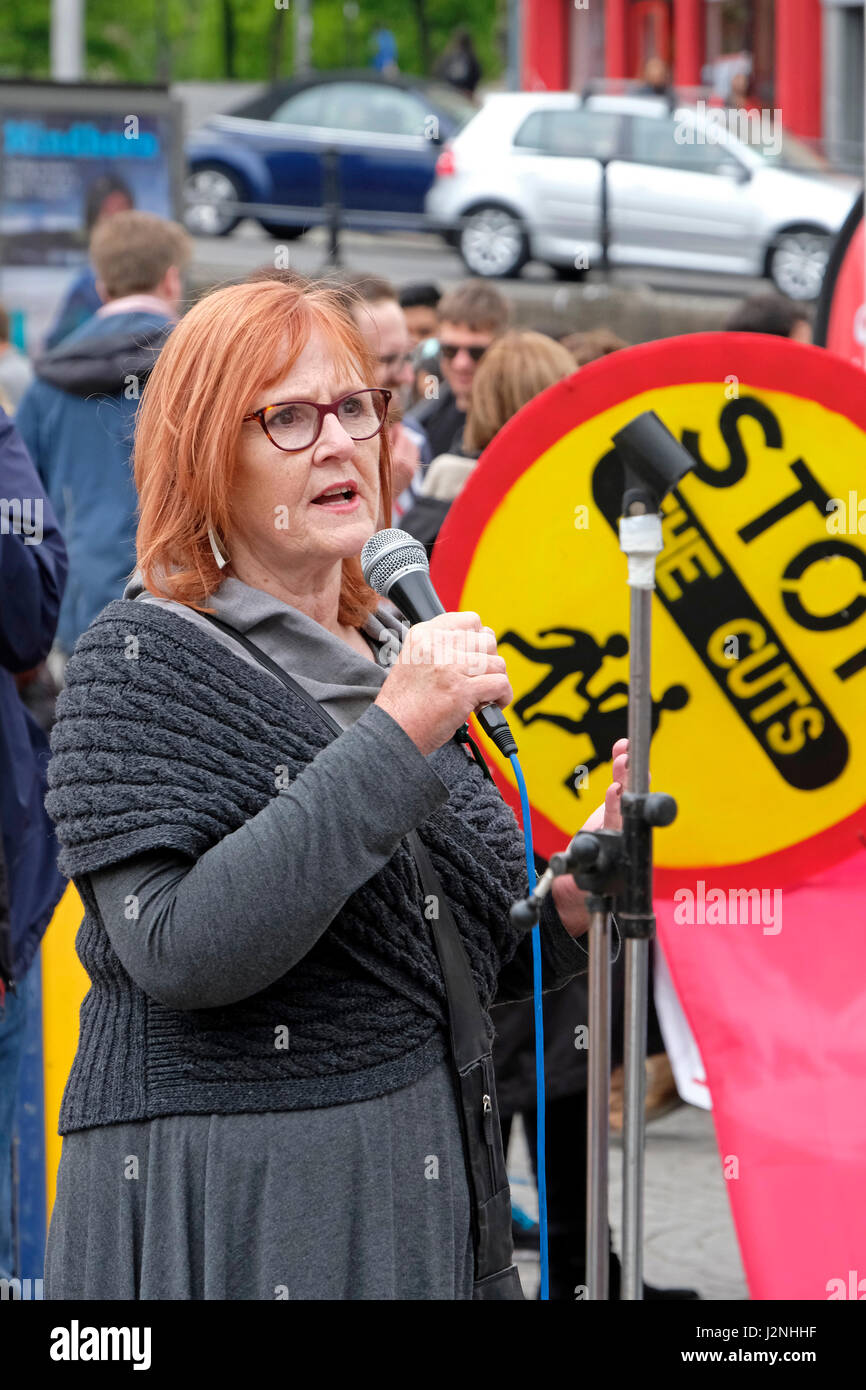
[{"left": 0, "top": 0, "right": 506, "bottom": 85}]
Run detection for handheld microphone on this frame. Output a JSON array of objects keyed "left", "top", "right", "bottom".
[{"left": 361, "top": 528, "right": 518, "bottom": 757}]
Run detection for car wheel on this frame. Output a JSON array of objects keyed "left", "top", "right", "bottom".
[
  {"left": 258, "top": 221, "right": 306, "bottom": 240},
  {"left": 767, "top": 228, "right": 831, "bottom": 301},
  {"left": 183, "top": 164, "right": 245, "bottom": 237},
  {"left": 459, "top": 205, "right": 529, "bottom": 279}
]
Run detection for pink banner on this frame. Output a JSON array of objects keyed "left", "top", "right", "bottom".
[{"left": 657, "top": 853, "right": 866, "bottom": 1300}]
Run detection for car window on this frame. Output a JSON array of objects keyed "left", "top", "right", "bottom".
[
  {"left": 324, "top": 82, "right": 429, "bottom": 136},
  {"left": 513, "top": 108, "right": 621, "bottom": 160},
  {"left": 626, "top": 115, "right": 740, "bottom": 174},
  {"left": 270, "top": 87, "right": 327, "bottom": 127},
  {"left": 269, "top": 82, "right": 427, "bottom": 137},
  {"left": 354, "top": 86, "right": 429, "bottom": 136}
]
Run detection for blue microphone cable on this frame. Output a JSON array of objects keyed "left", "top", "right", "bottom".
[{"left": 509, "top": 752, "right": 549, "bottom": 1302}]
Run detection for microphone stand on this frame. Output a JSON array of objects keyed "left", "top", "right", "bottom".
[
  {"left": 618, "top": 485, "right": 667, "bottom": 1301},
  {"left": 511, "top": 411, "right": 694, "bottom": 1300},
  {"left": 587, "top": 900, "right": 612, "bottom": 1299}
]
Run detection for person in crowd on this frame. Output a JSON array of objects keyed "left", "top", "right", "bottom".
[
  {"left": 638, "top": 56, "right": 673, "bottom": 100},
  {"left": 0, "top": 307, "right": 34, "bottom": 415},
  {"left": 402, "top": 330, "right": 573, "bottom": 554},
  {"left": 371, "top": 26, "right": 398, "bottom": 76},
  {"left": 16, "top": 210, "right": 191, "bottom": 659},
  {"left": 399, "top": 282, "right": 441, "bottom": 349},
  {"left": 435, "top": 28, "right": 482, "bottom": 100},
  {"left": 43, "top": 275, "right": 630, "bottom": 1300},
  {"left": 560, "top": 327, "right": 630, "bottom": 368},
  {"left": 330, "top": 272, "right": 431, "bottom": 521},
  {"left": 728, "top": 71, "right": 760, "bottom": 115},
  {"left": 725, "top": 292, "right": 812, "bottom": 343},
  {"left": 0, "top": 408, "right": 67, "bottom": 1283},
  {"left": 42, "top": 175, "right": 135, "bottom": 351},
  {"left": 407, "top": 279, "right": 509, "bottom": 459}
]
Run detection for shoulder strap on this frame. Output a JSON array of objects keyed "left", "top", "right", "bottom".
[
  {"left": 195, "top": 610, "right": 492, "bottom": 1069},
  {"left": 404, "top": 830, "right": 490, "bottom": 1067}
]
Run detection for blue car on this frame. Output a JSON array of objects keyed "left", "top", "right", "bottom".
[{"left": 184, "top": 71, "right": 475, "bottom": 238}]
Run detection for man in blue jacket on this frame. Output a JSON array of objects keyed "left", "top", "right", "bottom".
[
  {"left": 0, "top": 407, "right": 68, "bottom": 1281},
  {"left": 16, "top": 210, "right": 190, "bottom": 656}
]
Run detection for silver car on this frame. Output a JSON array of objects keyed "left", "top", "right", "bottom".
[{"left": 426, "top": 92, "right": 859, "bottom": 299}]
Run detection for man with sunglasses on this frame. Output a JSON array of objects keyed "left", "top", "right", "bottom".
[{"left": 406, "top": 280, "right": 509, "bottom": 459}]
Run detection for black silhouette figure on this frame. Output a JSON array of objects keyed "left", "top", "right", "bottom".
[
  {"left": 498, "top": 627, "right": 629, "bottom": 723},
  {"left": 545, "top": 683, "right": 688, "bottom": 796},
  {"left": 498, "top": 625, "right": 689, "bottom": 798}
]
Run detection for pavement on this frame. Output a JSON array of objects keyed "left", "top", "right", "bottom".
[
  {"left": 190, "top": 219, "right": 763, "bottom": 297},
  {"left": 508, "top": 1100, "right": 749, "bottom": 1301}
]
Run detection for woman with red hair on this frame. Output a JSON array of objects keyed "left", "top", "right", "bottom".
[{"left": 44, "top": 277, "right": 626, "bottom": 1300}]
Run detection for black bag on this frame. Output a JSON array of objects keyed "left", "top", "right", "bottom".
[{"left": 197, "top": 611, "right": 524, "bottom": 1301}]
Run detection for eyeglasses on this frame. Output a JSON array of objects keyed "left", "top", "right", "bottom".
[
  {"left": 243, "top": 388, "right": 392, "bottom": 453},
  {"left": 439, "top": 342, "right": 488, "bottom": 363}
]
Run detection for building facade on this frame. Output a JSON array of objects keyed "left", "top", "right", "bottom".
[{"left": 521, "top": 0, "right": 863, "bottom": 166}]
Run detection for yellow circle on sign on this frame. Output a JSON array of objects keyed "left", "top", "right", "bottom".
[{"left": 450, "top": 373, "right": 866, "bottom": 878}]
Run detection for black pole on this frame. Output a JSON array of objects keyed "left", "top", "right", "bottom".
[
  {"left": 599, "top": 157, "right": 610, "bottom": 275},
  {"left": 322, "top": 146, "right": 343, "bottom": 269}
]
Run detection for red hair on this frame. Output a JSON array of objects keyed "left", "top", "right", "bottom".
[{"left": 134, "top": 278, "right": 392, "bottom": 626}]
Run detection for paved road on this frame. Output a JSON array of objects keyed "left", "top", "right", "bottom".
[
  {"left": 191, "top": 222, "right": 766, "bottom": 305},
  {"left": 509, "top": 1101, "right": 749, "bottom": 1302}
]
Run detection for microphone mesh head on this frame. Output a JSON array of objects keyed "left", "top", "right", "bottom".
[{"left": 361, "top": 528, "right": 428, "bottom": 597}]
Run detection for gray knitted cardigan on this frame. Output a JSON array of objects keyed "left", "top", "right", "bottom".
[{"left": 46, "top": 599, "right": 535, "bottom": 1133}]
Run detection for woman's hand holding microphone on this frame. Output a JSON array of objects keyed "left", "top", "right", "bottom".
[{"left": 373, "top": 611, "right": 512, "bottom": 759}]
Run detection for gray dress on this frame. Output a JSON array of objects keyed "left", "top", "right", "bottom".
[{"left": 46, "top": 576, "right": 581, "bottom": 1300}]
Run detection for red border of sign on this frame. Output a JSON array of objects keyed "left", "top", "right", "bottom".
[{"left": 431, "top": 333, "right": 866, "bottom": 891}]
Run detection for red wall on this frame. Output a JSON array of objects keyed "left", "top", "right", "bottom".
[
  {"left": 605, "top": 0, "right": 629, "bottom": 78},
  {"left": 673, "top": 0, "right": 702, "bottom": 87},
  {"left": 775, "top": 0, "right": 822, "bottom": 141},
  {"left": 522, "top": 0, "right": 569, "bottom": 90}
]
